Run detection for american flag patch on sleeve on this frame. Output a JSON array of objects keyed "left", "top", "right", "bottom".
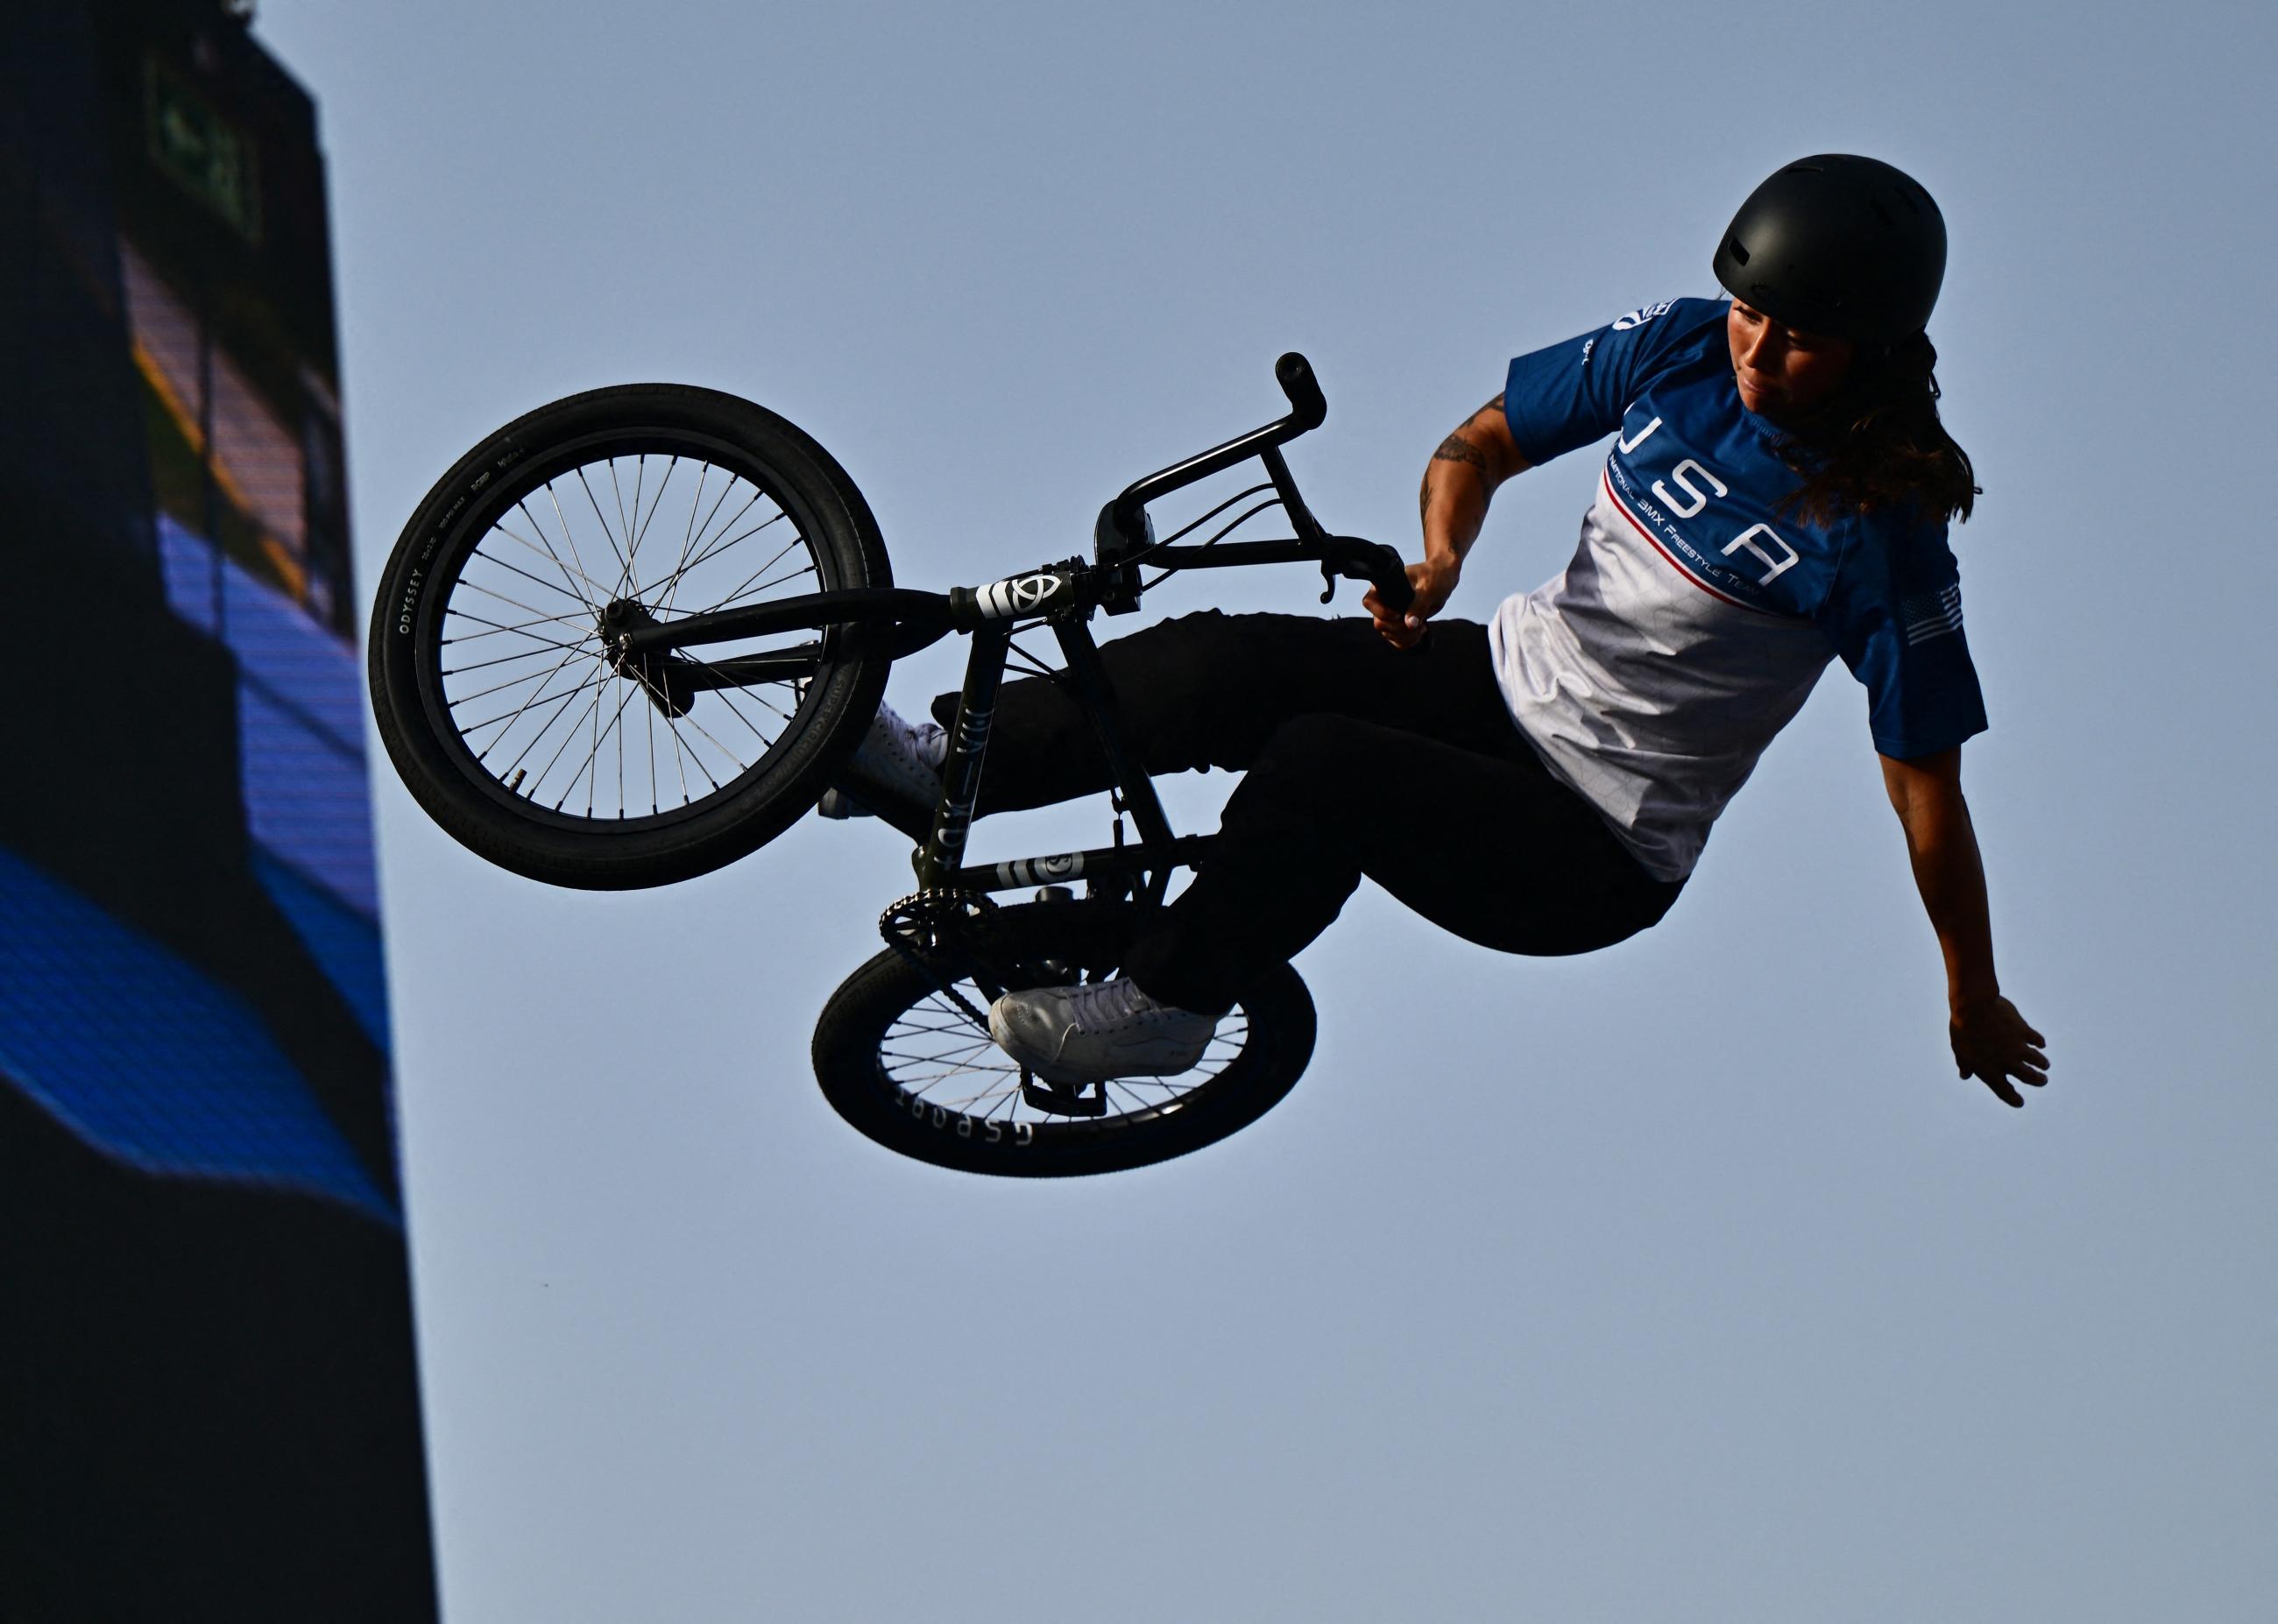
[{"left": 1902, "top": 583, "right": 1963, "bottom": 645}]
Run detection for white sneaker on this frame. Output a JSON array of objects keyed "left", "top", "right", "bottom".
[
  {"left": 817, "top": 700, "right": 947, "bottom": 820},
  {"left": 988, "top": 976, "right": 1218, "bottom": 1087}
]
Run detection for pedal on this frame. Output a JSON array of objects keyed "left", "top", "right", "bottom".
[{"left": 1020, "top": 1071, "right": 1107, "bottom": 1118}]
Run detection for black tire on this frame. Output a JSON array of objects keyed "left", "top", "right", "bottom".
[
  {"left": 369, "top": 384, "right": 891, "bottom": 889},
  {"left": 812, "top": 900, "right": 1316, "bottom": 1176}
]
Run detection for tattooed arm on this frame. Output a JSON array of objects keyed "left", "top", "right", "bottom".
[{"left": 1366, "top": 394, "right": 1531, "bottom": 648}]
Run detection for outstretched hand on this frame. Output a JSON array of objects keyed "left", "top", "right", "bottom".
[
  {"left": 1949, "top": 995, "right": 2049, "bottom": 1107},
  {"left": 1364, "top": 558, "right": 1461, "bottom": 650}
]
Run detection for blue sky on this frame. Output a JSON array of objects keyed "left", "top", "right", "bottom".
[{"left": 261, "top": 1, "right": 2274, "bottom": 1617}]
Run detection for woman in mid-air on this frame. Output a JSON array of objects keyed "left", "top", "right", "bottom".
[{"left": 829, "top": 154, "right": 2050, "bottom": 1107}]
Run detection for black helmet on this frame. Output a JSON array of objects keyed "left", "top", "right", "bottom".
[{"left": 1712, "top": 155, "right": 1947, "bottom": 344}]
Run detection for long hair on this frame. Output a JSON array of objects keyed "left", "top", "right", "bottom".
[{"left": 1774, "top": 330, "right": 1979, "bottom": 526}]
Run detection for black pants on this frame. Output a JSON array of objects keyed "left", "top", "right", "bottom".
[{"left": 934, "top": 612, "right": 1684, "bottom": 1014}]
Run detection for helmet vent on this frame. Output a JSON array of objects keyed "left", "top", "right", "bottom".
[
  {"left": 1870, "top": 197, "right": 1896, "bottom": 229},
  {"left": 1725, "top": 237, "right": 1751, "bottom": 266}
]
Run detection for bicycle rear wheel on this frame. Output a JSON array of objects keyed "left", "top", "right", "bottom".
[
  {"left": 812, "top": 900, "right": 1316, "bottom": 1176},
  {"left": 369, "top": 384, "right": 890, "bottom": 888}
]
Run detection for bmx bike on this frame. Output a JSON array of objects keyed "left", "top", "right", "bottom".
[{"left": 368, "top": 354, "right": 1413, "bottom": 1176}]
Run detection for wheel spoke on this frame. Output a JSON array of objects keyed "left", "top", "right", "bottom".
[
  {"left": 643, "top": 675, "right": 659, "bottom": 816},
  {"left": 617, "top": 663, "right": 738, "bottom": 790},
  {"left": 660, "top": 486, "right": 767, "bottom": 596},
  {"left": 484, "top": 673, "right": 598, "bottom": 786},
  {"left": 652, "top": 498, "right": 779, "bottom": 604},
  {"left": 663, "top": 463, "right": 733, "bottom": 601},
  {"left": 888, "top": 1039, "right": 1007, "bottom": 1071},
  {"left": 667, "top": 653, "right": 784, "bottom": 746},
  {"left": 442, "top": 638, "right": 594, "bottom": 681},
  {"left": 584, "top": 653, "right": 605, "bottom": 816},
  {"left": 626, "top": 459, "right": 682, "bottom": 604},
  {"left": 703, "top": 559, "right": 819, "bottom": 616},
  {"left": 542, "top": 483, "right": 607, "bottom": 611},
  {"left": 672, "top": 460, "right": 711, "bottom": 570},
  {"left": 451, "top": 570, "right": 592, "bottom": 632},
  {"left": 524, "top": 677, "right": 612, "bottom": 805},
  {"left": 577, "top": 465, "right": 633, "bottom": 583},
  {"left": 558, "top": 676, "right": 641, "bottom": 815},
  {"left": 888, "top": 1016, "right": 987, "bottom": 1038},
  {"left": 612, "top": 455, "right": 640, "bottom": 594},
  {"left": 937, "top": 1085, "right": 1021, "bottom": 1112},
  {"left": 500, "top": 507, "right": 613, "bottom": 611},
  {"left": 442, "top": 607, "right": 595, "bottom": 656},
  {"left": 442, "top": 606, "right": 595, "bottom": 648},
  {"left": 459, "top": 653, "right": 601, "bottom": 743},
  {"left": 449, "top": 659, "right": 603, "bottom": 711},
  {"left": 470, "top": 534, "right": 602, "bottom": 611},
  {"left": 686, "top": 527, "right": 809, "bottom": 615},
  {"left": 657, "top": 681, "right": 692, "bottom": 805}
]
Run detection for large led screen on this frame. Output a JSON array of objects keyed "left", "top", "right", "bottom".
[{"left": 0, "top": 4, "right": 436, "bottom": 1617}]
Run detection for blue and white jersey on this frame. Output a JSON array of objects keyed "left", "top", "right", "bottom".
[{"left": 1489, "top": 295, "right": 1986, "bottom": 880}]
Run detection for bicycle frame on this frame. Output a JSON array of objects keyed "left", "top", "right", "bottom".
[
  {"left": 917, "top": 611, "right": 1196, "bottom": 905},
  {"left": 605, "top": 350, "right": 1412, "bottom": 909}
]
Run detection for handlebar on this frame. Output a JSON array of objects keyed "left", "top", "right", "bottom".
[
  {"left": 1096, "top": 351, "right": 1327, "bottom": 554},
  {"left": 1274, "top": 350, "right": 1326, "bottom": 429},
  {"left": 625, "top": 357, "right": 1415, "bottom": 666},
  {"left": 1094, "top": 351, "right": 1413, "bottom": 616}
]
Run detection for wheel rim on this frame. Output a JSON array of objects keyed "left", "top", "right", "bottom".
[
  {"left": 880, "top": 979, "right": 1260, "bottom": 1140},
  {"left": 418, "top": 433, "right": 845, "bottom": 831}
]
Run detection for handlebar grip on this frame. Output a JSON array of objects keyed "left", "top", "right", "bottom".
[
  {"left": 1275, "top": 352, "right": 1326, "bottom": 430},
  {"left": 1369, "top": 550, "right": 1415, "bottom": 615},
  {"left": 1326, "top": 540, "right": 1412, "bottom": 613}
]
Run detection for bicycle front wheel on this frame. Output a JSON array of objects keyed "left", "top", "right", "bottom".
[
  {"left": 813, "top": 900, "right": 1317, "bottom": 1176},
  {"left": 369, "top": 384, "right": 891, "bottom": 888}
]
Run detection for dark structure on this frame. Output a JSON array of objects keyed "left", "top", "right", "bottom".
[{"left": 0, "top": 4, "right": 437, "bottom": 1616}]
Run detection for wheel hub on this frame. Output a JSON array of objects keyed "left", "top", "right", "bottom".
[{"left": 600, "top": 598, "right": 696, "bottom": 717}]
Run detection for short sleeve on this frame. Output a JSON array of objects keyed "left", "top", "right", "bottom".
[
  {"left": 1816, "top": 518, "right": 1990, "bottom": 759},
  {"left": 1503, "top": 296, "right": 1726, "bottom": 465}
]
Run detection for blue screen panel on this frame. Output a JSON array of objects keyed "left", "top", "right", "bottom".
[
  {"left": 252, "top": 845, "right": 391, "bottom": 1052},
  {"left": 0, "top": 843, "right": 396, "bottom": 1224}
]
